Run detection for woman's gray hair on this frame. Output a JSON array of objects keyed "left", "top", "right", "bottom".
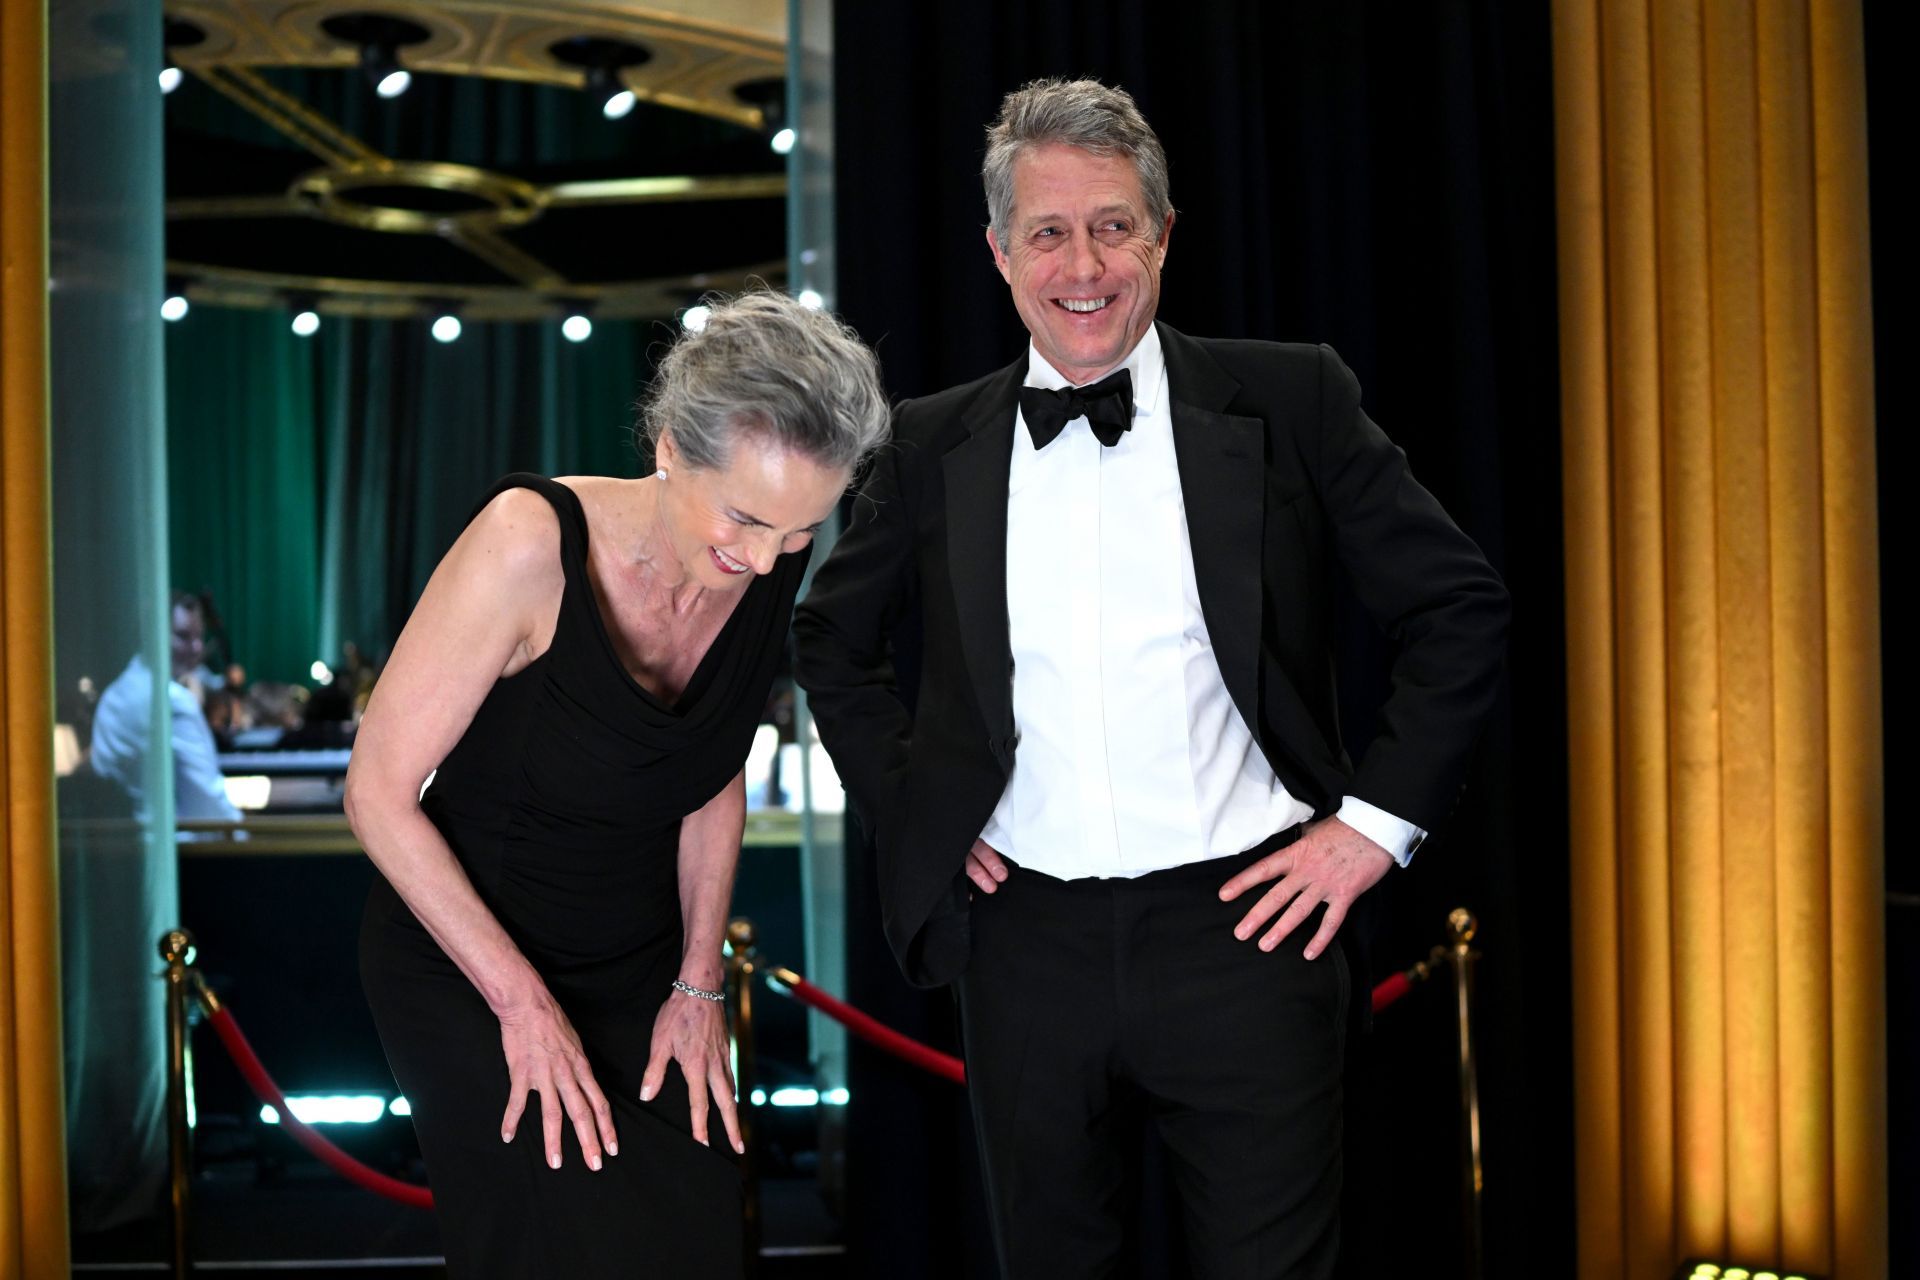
[
  {"left": 983, "top": 78, "right": 1172, "bottom": 253},
  {"left": 638, "top": 288, "right": 890, "bottom": 475}
]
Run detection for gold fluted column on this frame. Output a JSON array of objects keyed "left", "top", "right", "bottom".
[
  {"left": 0, "top": 0, "right": 71, "bottom": 1275},
  {"left": 1553, "top": 2, "right": 1886, "bottom": 1278}
]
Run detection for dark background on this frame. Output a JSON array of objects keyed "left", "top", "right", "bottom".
[
  {"left": 1863, "top": 2, "right": 1912, "bottom": 1278},
  {"left": 826, "top": 1, "right": 1910, "bottom": 1275},
  {"left": 828, "top": 3, "right": 1566, "bottom": 1276}
]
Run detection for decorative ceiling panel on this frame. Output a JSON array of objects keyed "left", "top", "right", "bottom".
[{"left": 164, "top": 0, "right": 786, "bottom": 127}]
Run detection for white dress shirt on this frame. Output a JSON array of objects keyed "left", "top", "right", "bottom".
[
  {"left": 978, "top": 328, "right": 1423, "bottom": 880},
  {"left": 91, "top": 654, "right": 243, "bottom": 827}
]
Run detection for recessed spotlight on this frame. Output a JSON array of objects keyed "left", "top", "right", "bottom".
[
  {"left": 324, "top": 14, "right": 430, "bottom": 101},
  {"left": 291, "top": 309, "right": 321, "bottom": 337},
  {"left": 681, "top": 305, "right": 711, "bottom": 332},
  {"left": 562, "top": 314, "right": 592, "bottom": 343},
  {"left": 771, "top": 127, "right": 796, "bottom": 155},
  {"left": 431, "top": 314, "right": 461, "bottom": 343},
  {"left": 161, "top": 294, "right": 189, "bottom": 322},
  {"left": 161, "top": 20, "right": 205, "bottom": 96},
  {"left": 551, "top": 38, "right": 652, "bottom": 122}
]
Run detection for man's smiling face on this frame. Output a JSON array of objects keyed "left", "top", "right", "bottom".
[{"left": 987, "top": 143, "right": 1172, "bottom": 385}]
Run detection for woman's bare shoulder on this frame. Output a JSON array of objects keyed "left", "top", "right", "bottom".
[{"left": 455, "top": 486, "right": 566, "bottom": 591}]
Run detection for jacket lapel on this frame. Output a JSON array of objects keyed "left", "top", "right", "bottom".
[
  {"left": 942, "top": 357, "right": 1025, "bottom": 764},
  {"left": 1160, "top": 324, "right": 1267, "bottom": 746}
]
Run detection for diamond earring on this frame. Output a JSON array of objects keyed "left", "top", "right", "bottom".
[{"left": 655, "top": 467, "right": 668, "bottom": 480}]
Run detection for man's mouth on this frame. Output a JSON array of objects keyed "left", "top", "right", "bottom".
[{"left": 1053, "top": 296, "right": 1115, "bottom": 314}]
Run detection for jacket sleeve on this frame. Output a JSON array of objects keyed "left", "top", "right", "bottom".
[
  {"left": 1310, "top": 345, "right": 1510, "bottom": 834},
  {"left": 792, "top": 426, "right": 920, "bottom": 845}
]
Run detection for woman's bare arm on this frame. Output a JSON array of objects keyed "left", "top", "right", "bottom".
[
  {"left": 640, "top": 770, "right": 747, "bottom": 1153},
  {"left": 345, "top": 488, "right": 618, "bottom": 1171}
]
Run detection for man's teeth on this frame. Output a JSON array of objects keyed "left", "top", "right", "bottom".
[{"left": 1057, "top": 297, "right": 1110, "bottom": 313}]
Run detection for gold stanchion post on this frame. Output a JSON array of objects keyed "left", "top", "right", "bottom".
[
  {"left": 1447, "top": 908, "right": 1484, "bottom": 1280},
  {"left": 725, "top": 918, "right": 761, "bottom": 1274},
  {"left": 159, "top": 928, "right": 197, "bottom": 1279}
]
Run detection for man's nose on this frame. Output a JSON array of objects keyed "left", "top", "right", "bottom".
[{"left": 1063, "top": 231, "right": 1103, "bottom": 280}]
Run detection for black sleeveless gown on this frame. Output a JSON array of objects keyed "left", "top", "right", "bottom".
[{"left": 359, "top": 475, "right": 807, "bottom": 1278}]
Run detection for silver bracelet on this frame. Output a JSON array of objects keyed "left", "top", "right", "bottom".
[{"left": 672, "top": 979, "right": 725, "bottom": 1003}]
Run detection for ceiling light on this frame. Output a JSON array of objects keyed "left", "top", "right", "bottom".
[
  {"left": 584, "top": 65, "right": 636, "bottom": 120},
  {"left": 359, "top": 42, "right": 409, "bottom": 98},
  {"left": 374, "top": 65, "right": 411, "bottom": 99},
  {"left": 291, "top": 309, "right": 321, "bottom": 337},
  {"left": 562, "top": 314, "right": 592, "bottom": 343},
  {"left": 681, "top": 305, "right": 711, "bottom": 332},
  {"left": 796, "top": 289, "right": 824, "bottom": 311},
  {"left": 161, "top": 20, "right": 205, "bottom": 97},
  {"left": 770, "top": 127, "right": 796, "bottom": 155},
  {"left": 431, "top": 314, "right": 461, "bottom": 343},
  {"left": 550, "top": 37, "right": 652, "bottom": 122},
  {"left": 322, "top": 14, "right": 429, "bottom": 100},
  {"left": 161, "top": 294, "right": 190, "bottom": 322}
]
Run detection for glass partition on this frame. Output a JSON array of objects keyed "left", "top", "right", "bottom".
[
  {"left": 787, "top": 0, "right": 849, "bottom": 1130},
  {"left": 47, "top": 0, "right": 177, "bottom": 1235}
]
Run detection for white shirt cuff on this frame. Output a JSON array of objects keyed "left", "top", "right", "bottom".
[{"left": 1336, "top": 797, "right": 1426, "bottom": 867}]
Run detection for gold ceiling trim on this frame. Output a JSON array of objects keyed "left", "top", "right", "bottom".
[
  {"left": 165, "top": 0, "right": 787, "bottom": 129},
  {"left": 291, "top": 161, "right": 545, "bottom": 234},
  {"left": 167, "top": 173, "right": 787, "bottom": 222},
  {"left": 165, "top": 257, "right": 788, "bottom": 322}
]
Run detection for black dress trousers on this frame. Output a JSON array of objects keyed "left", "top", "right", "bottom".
[{"left": 955, "top": 837, "right": 1348, "bottom": 1280}]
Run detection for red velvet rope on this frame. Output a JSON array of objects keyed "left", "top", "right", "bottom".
[
  {"left": 1371, "top": 970, "right": 1415, "bottom": 1013},
  {"left": 777, "top": 974, "right": 968, "bottom": 1085},
  {"left": 777, "top": 964, "right": 1427, "bottom": 1084},
  {"left": 204, "top": 1004, "right": 435, "bottom": 1210}
]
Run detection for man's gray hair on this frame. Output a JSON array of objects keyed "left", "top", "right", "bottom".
[
  {"left": 638, "top": 288, "right": 890, "bottom": 475},
  {"left": 982, "top": 78, "right": 1172, "bottom": 252}
]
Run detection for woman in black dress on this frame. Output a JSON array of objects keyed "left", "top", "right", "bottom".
[{"left": 348, "top": 291, "right": 888, "bottom": 1277}]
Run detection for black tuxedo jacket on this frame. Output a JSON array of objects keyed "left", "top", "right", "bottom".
[{"left": 793, "top": 323, "right": 1509, "bottom": 988}]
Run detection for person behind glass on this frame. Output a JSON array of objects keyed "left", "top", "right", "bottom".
[
  {"left": 348, "top": 290, "right": 888, "bottom": 1279},
  {"left": 793, "top": 80, "right": 1510, "bottom": 1278},
  {"left": 89, "top": 590, "right": 243, "bottom": 829}
]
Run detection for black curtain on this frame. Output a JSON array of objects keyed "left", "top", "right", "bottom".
[
  {"left": 829, "top": 3, "right": 1566, "bottom": 1277},
  {"left": 1863, "top": 1, "right": 1912, "bottom": 1274}
]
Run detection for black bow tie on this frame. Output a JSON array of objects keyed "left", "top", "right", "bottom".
[{"left": 1019, "top": 368, "right": 1135, "bottom": 450}]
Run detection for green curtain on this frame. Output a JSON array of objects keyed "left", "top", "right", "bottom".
[
  {"left": 161, "top": 66, "right": 699, "bottom": 677},
  {"left": 167, "top": 312, "right": 652, "bottom": 680},
  {"left": 166, "top": 309, "right": 320, "bottom": 682}
]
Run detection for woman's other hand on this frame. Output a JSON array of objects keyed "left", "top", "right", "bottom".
[
  {"left": 640, "top": 987, "right": 745, "bottom": 1155},
  {"left": 497, "top": 985, "right": 618, "bottom": 1171}
]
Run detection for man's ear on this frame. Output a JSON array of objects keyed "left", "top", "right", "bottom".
[
  {"left": 1156, "top": 211, "right": 1175, "bottom": 268},
  {"left": 985, "top": 226, "right": 1013, "bottom": 284}
]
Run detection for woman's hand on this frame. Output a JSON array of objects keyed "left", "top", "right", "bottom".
[
  {"left": 497, "top": 985, "right": 618, "bottom": 1171},
  {"left": 640, "top": 988, "right": 745, "bottom": 1154}
]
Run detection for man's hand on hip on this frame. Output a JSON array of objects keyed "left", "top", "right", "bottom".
[
  {"left": 965, "top": 838, "right": 1009, "bottom": 896},
  {"left": 1218, "top": 818, "right": 1394, "bottom": 960}
]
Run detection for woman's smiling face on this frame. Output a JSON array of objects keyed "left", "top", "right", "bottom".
[{"left": 654, "top": 431, "right": 846, "bottom": 586}]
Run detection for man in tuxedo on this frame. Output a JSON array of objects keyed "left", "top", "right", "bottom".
[{"left": 793, "top": 78, "right": 1508, "bottom": 1278}]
